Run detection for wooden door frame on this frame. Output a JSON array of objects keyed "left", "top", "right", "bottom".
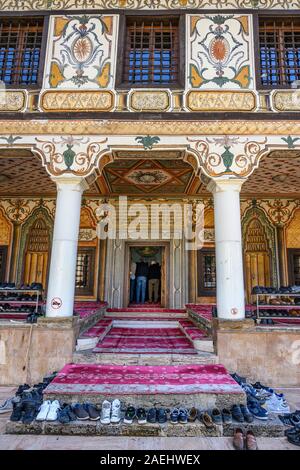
[
  {"left": 124, "top": 241, "right": 170, "bottom": 307},
  {"left": 0, "top": 246, "right": 8, "bottom": 283},
  {"left": 288, "top": 248, "right": 300, "bottom": 285}
]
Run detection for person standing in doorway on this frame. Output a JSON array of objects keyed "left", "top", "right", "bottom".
[
  {"left": 130, "top": 260, "right": 136, "bottom": 303},
  {"left": 135, "top": 259, "right": 149, "bottom": 304},
  {"left": 148, "top": 260, "right": 161, "bottom": 304}
]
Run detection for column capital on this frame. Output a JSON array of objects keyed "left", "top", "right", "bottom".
[
  {"left": 207, "top": 178, "right": 245, "bottom": 194},
  {"left": 51, "top": 176, "right": 89, "bottom": 193}
]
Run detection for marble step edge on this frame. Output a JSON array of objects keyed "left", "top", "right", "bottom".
[{"left": 5, "top": 417, "right": 284, "bottom": 438}]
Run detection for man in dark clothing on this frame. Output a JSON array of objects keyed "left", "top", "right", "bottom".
[
  {"left": 135, "top": 260, "right": 149, "bottom": 304},
  {"left": 148, "top": 261, "right": 161, "bottom": 303}
]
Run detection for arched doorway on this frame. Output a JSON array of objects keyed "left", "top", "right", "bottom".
[
  {"left": 18, "top": 208, "right": 53, "bottom": 289},
  {"left": 242, "top": 209, "right": 276, "bottom": 302}
]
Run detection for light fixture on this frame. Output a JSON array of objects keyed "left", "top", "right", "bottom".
[
  {"left": 0, "top": 174, "right": 10, "bottom": 183},
  {"left": 272, "top": 174, "right": 288, "bottom": 183}
]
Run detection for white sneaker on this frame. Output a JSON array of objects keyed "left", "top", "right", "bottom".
[
  {"left": 36, "top": 400, "right": 51, "bottom": 421},
  {"left": 0, "top": 397, "right": 14, "bottom": 414},
  {"left": 46, "top": 400, "right": 61, "bottom": 421},
  {"left": 110, "top": 399, "right": 121, "bottom": 424},
  {"left": 100, "top": 400, "right": 111, "bottom": 424},
  {"left": 265, "top": 393, "right": 290, "bottom": 414}
]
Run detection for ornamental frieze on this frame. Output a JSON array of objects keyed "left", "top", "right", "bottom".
[
  {"left": 0, "top": 132, "right": 300, "bottom": 178},
  {"left": 186, "top": 91, "right": 257, "bottom": 112},
  {"left": 128, "top": 90, "right": 171, "bottom": 112},
  {"left": 0, "top": 1, "right": 298, "bottom": 11},
  {"left": 271, "top": 90, "right": 300, "bottom": 112},
  {"left": 40, "top": 91, "right": 115, "bottom": 112},
  {"left": 0, "top": 199, "right": 55, "bottom": 223},
  {"left": 1, "top": 120, "right": 300, "bottom": 136},
  {"left": 0, "top": 91, "right": 27, "bottom": 112}
]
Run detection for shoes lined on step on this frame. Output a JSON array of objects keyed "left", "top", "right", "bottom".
[
  {"left": 233, "top": 428, "right": 258, "bottom": 451},
  {"left": 84, "top": 403, "right": 100, "bottom": 421},
  {"left": 137, "top": 407, "right": 147, "bottom": 424}
]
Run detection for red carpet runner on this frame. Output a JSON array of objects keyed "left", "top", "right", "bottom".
[{"left": 45, "top": 363, "right": 243, "bottom": 395}]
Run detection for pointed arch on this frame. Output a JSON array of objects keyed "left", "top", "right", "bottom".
[
  {"left": 242, "top": 206, "right": 277, "bottom": 301},
  {"left": 17, "top": 207, "right": 54, "bottom": 288}
]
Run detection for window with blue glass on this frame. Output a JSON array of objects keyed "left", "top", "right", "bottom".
[
  {"left": 259, "top": 18, "right": 300, "bottom": 86},
  {"left": 123, "top": 18, "right": 179, "bottom": 85},
  {"left": 0, "top": 18, "right": 43, "bottom": 86}
]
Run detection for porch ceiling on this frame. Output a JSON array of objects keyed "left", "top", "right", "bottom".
[
  {"left": 241, "top": 150, "right": 300, "bottom": 198},
  {"left": 0, "top": 150, "right": 100, "bottom": 196}
]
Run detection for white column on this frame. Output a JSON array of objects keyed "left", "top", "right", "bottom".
[
  {"left": 207, "top": 179, "right": 245, "bottom": 320},
  {"left": 46, "top": 177, "right": 88, "bottom": 318}
]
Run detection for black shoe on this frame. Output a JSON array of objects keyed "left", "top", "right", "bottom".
[
  {"left": 147, "top": 408, "right": 157, "bottom": 424},
  {"left": 16, "top": 384, "right": 30, "bottom": 396},
  {"left": 170, "top": 408, "right": 179, "bottom": 424},
  {"left": 231, "top": 404, "right": 245, "bottom": 423},
  {"left": 84, "top": 403, "right": 100, "bottom": 421},
  {"left": 178, "top": 408, "right": 188, "bottom": 424},
  {"left": 66, "top": 405, "right": 77, "bottom": 421},
  {"left": 287, "top": 430, "right": 300, "bottom": 447},
  {"left": 211, "top": 408, "right": 222, "bottom": 425},
  {"left": 123, "top": 406, "right": 136, "bottom": 424},
  {"left": 57, "top": 405, "right": 71, "bottom": 424},
  {"left": 230, "top": 373, "right": 246, "bottom": 385},
  {"left": 136, "top": 407, "right": 147, "bottom": 424},
  {"left": 240, "top": 404, "right": 254, "bottom": 423},
  {"left": 222, "top": 408, "right": 232, "bottom": 424},
  {"left": 10, "top": 401, "right": 23, "bottom": 422},
  {"left": 22, "top": 400, "right": 38, "bottom": 424},
  {"left": 73, "top": 403, "right": 89, "bottom": 420},
  {"left": 157, "top": 408, "right": 168, "bottom": 424}
]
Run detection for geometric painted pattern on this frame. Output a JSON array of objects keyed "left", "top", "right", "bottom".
[
  {"left": 242, "top": 150, "right": 300, "bottom": 197},
  {"left": 101, "top": 159, "right": 196, "bottom": 196}
]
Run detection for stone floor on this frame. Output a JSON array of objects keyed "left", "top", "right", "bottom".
[{"left": 0, "top": 386, "right": 299, "bottom": 450}]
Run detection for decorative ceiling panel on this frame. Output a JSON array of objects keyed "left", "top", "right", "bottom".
[
  {"left": 101, "top": 158, "right": 197, "bottom": 195},
  {"left": 242, "top": 151, "right": 300, "bottom": 196}
]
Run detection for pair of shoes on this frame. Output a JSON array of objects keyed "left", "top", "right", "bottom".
[
  {"left": 233, "top": 429, "right": 258, "bottom": 450},
  {"left": 231, "top": 404, "right": 254, "bottom": 423},
  {"left": 101, "top": 399, "right": 121, "bottom": 424},
  {"left": 264, "top": 393, "right": 290, "bottom": 414},
  {"left": 285, "top": 425, "right": 300, "bottom": 447},
  {"left": 57, "top": 404, "right": 77, "bottom": 423},
  {"left": 10, "top": 398, "right": 40, "bottom": 424},
  {"left": 71, "top": 403, "right": 100, "bottom": 421},
  {"left": 146, "top": 408, "right": 168, "bottom": 424},
  {"left": 170, "top": 408, "right": 188, "bottom": 424},
  {"left": 36, "top": 400, "right": 60, "bottom": 421},
  {"left": 247, "top": 398, "right": 268, "bottom": 420}
]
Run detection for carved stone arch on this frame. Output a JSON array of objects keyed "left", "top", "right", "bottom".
[
  {"left": 242, "top": 207, "right": 277, "bottom": 300},
  {"left": 17, "top": 207, "right": 54, "bottom": 287}
]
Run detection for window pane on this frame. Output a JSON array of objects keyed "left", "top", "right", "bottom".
[
  {"left": 0, "top": 19, "right": 43, "bottom": 85},
  {"left": 123, "top": 19, "right": 179, "bottom": 85}
]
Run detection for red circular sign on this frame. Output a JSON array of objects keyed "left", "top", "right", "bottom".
[{"left": 51, "top": 297, "right": 62, "bottom": 309}]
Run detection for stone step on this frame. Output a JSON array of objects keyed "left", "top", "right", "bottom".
[
  {"left": 43, "top": 363, "right": 245, "bottom": 409},
  {"left": 72, "top": 350, "right": 218, "bottom": 366},
  {"left": 105, "top": 311, "right": 188, "bottom": 318},
  {"left": 6, "top": 416, "right": 284, "bottom": 438}
]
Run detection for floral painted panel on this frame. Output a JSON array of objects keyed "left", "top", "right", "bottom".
[
  {"left": 187, "top": 14, "right": 254, "bottom": 90},
  {"left": 43, "top": 15, "right": 118, "bottom": 90}
]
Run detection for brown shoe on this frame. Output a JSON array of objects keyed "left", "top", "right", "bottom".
[
  {"left": 233, "top": 428, "right": 245, "bottom": 450},
  {"left": 188, "top": 407, "right": 198, "bottom": 422},
  {"left": 246, "top": 430, "right": 258, "bottom": 450},
  {"left": 200, "top": 412, "right": 214, "bottom": 428}
]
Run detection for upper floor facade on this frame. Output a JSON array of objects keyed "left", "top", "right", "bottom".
[{"left": 1, "top": 0, "right": 300, "bottom": 116}]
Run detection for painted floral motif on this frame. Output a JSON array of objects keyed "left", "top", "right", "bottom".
[
  {"left": 188, "top": 14, "right": 254, "bottom": 90},
  {"left": 44, "top": 15, "right": 117, "bottom": 89}
]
